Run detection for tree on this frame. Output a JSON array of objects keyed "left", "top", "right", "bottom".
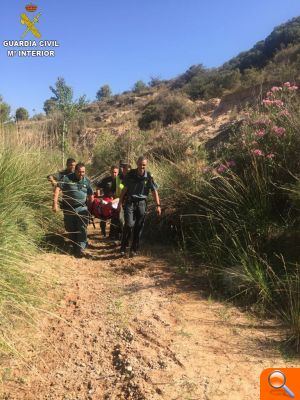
[
  {"left": 15, "top": 107, "right": 29, "bottom": 121},
  {"left": 96, "top": 84, "right": 112, "bottom": 101},
  {"left": 133, "top": 80, "right": 147, "bottom": 94},
  {"left": 50, "top": 77, "right": 73, "bottom": 109},
  {"left": 0, "top": 96, "right": 11, "bottom": 124},
  {"left": 149, "top": 76, "right": 162, "bottom": 87},
  {"left": 43, "top": 98, "right": 57, "bottom": 115},
  {"left": 47, "top": 77, "right": 88, "bottom": 166}
]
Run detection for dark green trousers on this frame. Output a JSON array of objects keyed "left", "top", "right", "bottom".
[
  {"left": 121, "top": 200, "right": 146, "bottom": 251},
  {"left": 64, "top": 208, "right": 89, "bottom": 251}
]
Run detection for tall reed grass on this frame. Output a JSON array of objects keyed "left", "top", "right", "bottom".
[{"left": 0, "top": 126, "right": 61, "bottom": 355}]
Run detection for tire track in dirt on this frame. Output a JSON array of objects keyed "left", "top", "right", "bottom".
[{"left": 1, "top": 228, "right": 298, "bottom": 400}]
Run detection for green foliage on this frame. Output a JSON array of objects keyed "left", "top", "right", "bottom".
[
  {"left": 50, "top": 77, "right": 73, "bottom": 108},
  {"left": 240, "top": 68, "right": 264, "bottom": 88},
  {"left": 133, "top": 80, "right": 147, "bottom": 93},
  {"left": 172, "top": 64, "right": 207, "bottom": 89},
  {"left": 45, "top": 77, "right": 88, "bottom": 164},
  {"left": 0, "top": 96, "right": 11, "bottom": 124},
  {"left": 187, "top": 69, "right": 241, "bottom": 99},
  {"left": 172, "top": 18, "right": 300, "bottom": 100},
  {"left": 148, "top": 76, "right": 163, "bottom": 87},
  {"left": 138, "top": 94, "right": 194, "bottom": 130},
  {"left": 92, "top": 130, "right": 149, "bottom": 173},
  {"left": 15, "top": 107, "right": 29, "bottom": 122},
  {"left": 224, "top": 17, "right": 300, "bottom": 71},
  {"left": 96, "top": 84, "right": 112, "bottom": 101},
  {"left": 43, "top": 98, "right": 57, "bottom": 116},
  {"left": 48, "top": 77, "right": 88, "bottom": 121},
  {"left": 0, "top": 143, "right": 60, "bottom": 353}
]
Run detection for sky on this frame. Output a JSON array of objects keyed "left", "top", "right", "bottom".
[{"left": 0, "top": 0, "right": 299, "bottom": 115}]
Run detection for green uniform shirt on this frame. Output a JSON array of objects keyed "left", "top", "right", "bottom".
[
  {"left": 47, "top": 169, "right": 69, "bottom": 182},
  {"left": 58, "top": 173, "right": 93, "bottom": 210}
]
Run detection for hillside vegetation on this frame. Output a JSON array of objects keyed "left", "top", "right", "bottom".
[{"left": 0, "top": 15, "right": 300, "bottom": 352}]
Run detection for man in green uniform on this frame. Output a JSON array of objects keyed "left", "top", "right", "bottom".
[
  {"left": 117, "top": 156, "right": 161, "bottom": 256},
  {"left": 52, "top": 162, "right": 94, "bottom": 257},
  {"left": 47, "top": 158, "right": 76, "bottom": 187}
]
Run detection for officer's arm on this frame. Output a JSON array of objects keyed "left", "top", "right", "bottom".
[
  {"left": 87, "top": 194, "right": 94, "bottom": 207},
  {"left": 117, "top": 187, "right": 128, "bottom": 210},
  {"left": 52, "top": 186, "right": 61, "bottom": 212},
  {"left": 47, "top": 174, "right": 58, "bottom": 187},
  {"left": 151, "top": 190, "right": 161, "bottom": 216}
]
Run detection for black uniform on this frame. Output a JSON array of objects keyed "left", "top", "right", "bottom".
[
  {"left": 96, "top": 176, "right": 116, "bottom": 197},
  {"left": 121, "top": 169, "right": 158, "bottom": 253}
]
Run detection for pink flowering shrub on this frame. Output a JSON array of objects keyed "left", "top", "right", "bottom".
[
  {"left": 170, "top": 82, "right": 300, "bottom": 349},
  {"left": 219, "top": 82, "right": 300, "bottom": 177}
]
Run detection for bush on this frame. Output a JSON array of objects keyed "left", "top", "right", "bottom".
[
  {"left": 133, "top": 80, "right": 147, "bottom": 94},
  {"left": 187, "top": 69, "right": 241, "bottom": 100},
  {"left": 96, "top": 84, "right": 112, "bottom": 101},
  {"left": 138, "top": 94, "right": 194, "bottom": 130},
  {"left": 15, "top": 107, "right": 29, "bottom": 121},
  {"left": 0, "top": 96, "right": 11, "bottom": 124}
]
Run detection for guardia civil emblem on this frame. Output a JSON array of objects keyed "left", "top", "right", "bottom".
[{"left": 20, "top": 4, "right": 41, "bottom": 38}]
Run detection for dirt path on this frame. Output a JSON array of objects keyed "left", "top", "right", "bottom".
[{"left": 1, "top": 228, "right": 298, "bottom": 400}]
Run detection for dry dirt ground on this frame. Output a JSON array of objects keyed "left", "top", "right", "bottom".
[{"left": 1, "top": 227, "right": 299, "bottom": 400}]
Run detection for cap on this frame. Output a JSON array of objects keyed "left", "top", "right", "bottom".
[{"left": 119, "top": 160, "right": 129, "bottom": 167}]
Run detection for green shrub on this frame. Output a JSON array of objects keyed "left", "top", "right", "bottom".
[
  {"left": 133, "top": 80, "right": 147, "bottom": 94},
  {"left": 15, "top": 107, "right": 29, "bottom": 121},
  {"left": 0, "top": 96, "right": 11, "bottom": 124},
  {"left": 96, "top": 84, "right": 112, "bottom": 101},
  {"left": 138, "top": 94, "right": 194, "bottom": 130}
]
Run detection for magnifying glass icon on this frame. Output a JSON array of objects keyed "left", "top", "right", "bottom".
[{"left": 268, "top": 370, "right": 295, "bottom": 398}]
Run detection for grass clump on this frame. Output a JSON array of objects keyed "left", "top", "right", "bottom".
[{"left": 0, "top": 145, "right": 60, "bottom": 354}]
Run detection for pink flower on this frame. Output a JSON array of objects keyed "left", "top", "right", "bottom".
[
  {"left": 252, "top": 149, "right": 264, "bottom": 156},
  {"left": 263, "top": 99, "right": 284, "bottom": 107},
  {"left": 254, "top": 117, "right": 272, "bottom": 127},
  {"left": 203, "top": 167, "right": 211, "bottom": 173},
  {"left": 266, "top": 153, "right": 275, "bottom": 159},
  {"left": 272, "top": 126, "right": 286, "bottom": 136},
  {"left": 217, "top": 164, "right": 228, "bottom": 173},
  {"left": 271, "top": 86, "right": 282, "bottom": 92},
  {"left": 255, "top": 129, "right": 265, "bottom": 137},
  {"left": 262, "top": 99, "right": 273, "bottom": 106},
  {"left": 278, "top": 110, "right": 290, "bottom": 117},
  {"left": 283, "top": 82, "right": 291, "bottom": 87},
  {"left": 274, "top": 100, "right": 284, "bottom": 107},
  {"left": 288, "top": 86, "right": 298, "bottom": 91},
  {"left": 226, "top": 160, "right": 236, "bottom": 168}
]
